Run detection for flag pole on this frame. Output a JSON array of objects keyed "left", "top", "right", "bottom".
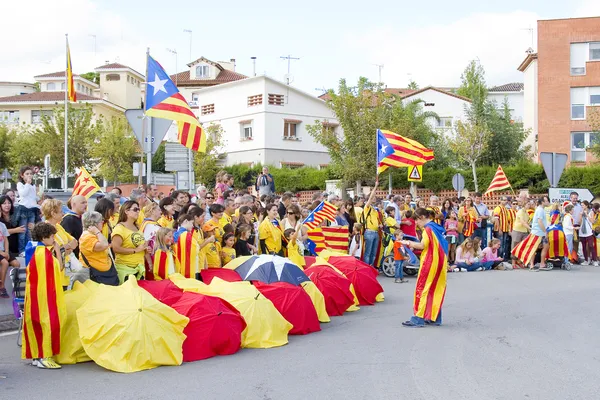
[
  {"left": 140, "top": 47, "right": 149, "bottom": 187},
  {"left": 145, "top": 48, "right": 152, "bottom": 184},
  {"left": 64, "top": 33, "right": 69, "bottom": 192}
]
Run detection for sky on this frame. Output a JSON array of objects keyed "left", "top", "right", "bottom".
[{"left": 2, "top": 0, "right": 600, "bottom": 95}]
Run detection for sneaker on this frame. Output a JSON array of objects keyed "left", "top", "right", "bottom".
[
  {"left": 0, "top": 288, "right": 8, "bottom": 298},
  {"left": 394, "top": 278, "right": 401, "bottom": 283},
  {"left": 460, "top": 268, "right": 467, "bottom": 272},
  {"left": 476, "top": 267, "right": 483, "bottom": 271},
  {"left": 539, "top": 265, "right": 553, "bottom": 271},
  {"left": 581, "top": 260, "right": 590, "bottom": 266},
  {"left": 453, "top": 268, "right": 460, "bottom": 272},
  {"left": 33, "top": 358, "right": 61, "bottom": 369},
  {"left": 18, "top": 252, "right": 25, "bottom": 258},
  {"left": 594, "top": 262, "right": 599, "bottom": 267}
]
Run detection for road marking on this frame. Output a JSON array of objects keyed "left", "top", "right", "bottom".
[{"left": 0, "top": 330, "right": 18, "bottom": 337}]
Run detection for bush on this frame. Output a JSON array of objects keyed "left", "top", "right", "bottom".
[{"left": 223, "top": 164, "right": 334, "bottom": 192}]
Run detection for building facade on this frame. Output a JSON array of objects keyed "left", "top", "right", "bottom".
[
  {"left": 0, "top": 82, "right": 36, "bottom": 98},
  {"left": 487, "top": 83, "right": 524, "bottom": 122}
]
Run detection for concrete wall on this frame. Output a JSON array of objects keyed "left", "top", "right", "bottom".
[
  {"left": 488, "top": 92, "right": 524, "bottom": 121},
  {"left": 523, "top": 60, "right": 538, "bottom": 157},
  {"left": 401, "top": 89, "right": 470, "bottom": 133}
]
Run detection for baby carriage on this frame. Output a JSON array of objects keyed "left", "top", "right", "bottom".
[
  {"left": 9, "top": 265, "right": 26, "bottom": 346},
  {"left": 380, "top": 233, "right": 421, "bottom": 278}
]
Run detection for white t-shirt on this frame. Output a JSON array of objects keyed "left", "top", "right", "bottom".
[
  {"left": 563, "top": 214, "right": 574, "bottom": 236},
  {"left": 0, "top": 221, "right": 9, "bottom": 252},
  {"left": 17, "top": 182, "right": 39, "bottom": 209}
]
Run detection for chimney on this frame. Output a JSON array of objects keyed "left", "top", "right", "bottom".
[
  {"left": 230, "top": 58, "right": 236, "bottom": 71},
  {"left": 105, "top": 60, "right": 110, "bottom": 65},
  {"left": 251, "top": 57, "right": 257, "bottom": 76}
]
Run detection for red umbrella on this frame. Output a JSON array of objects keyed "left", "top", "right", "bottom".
[
  {"left": 305, "top": 266, "right": 355, "bottom": 316},
  {"left": 201, "top": 268, "right": 243, "bottom": 284},
  {"left": 171, "top": 292, "right": 247, "bottom": 362},
  {"left": 327, "top": 256, "right": 383, "bottom": 306},
  {"left": 138, "top": 279, "right": 183, "bottom": 307},
  {"left": 254, "top": 281, "right": 321, "bottom": 335},
  {"left": 304, "top": 256, "right": 317, "bottom": 268}
]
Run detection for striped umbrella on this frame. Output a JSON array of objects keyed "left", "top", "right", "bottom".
[{"left": 228, "top": 255, "right": 310, "bottom": 286}]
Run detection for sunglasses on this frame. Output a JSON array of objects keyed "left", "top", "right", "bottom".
[
  {"left": 206, "top": 196, "right": 214, "bottom": 199},
  {"left": 130, "top": 208, "right": 140, "bottom": 212}
]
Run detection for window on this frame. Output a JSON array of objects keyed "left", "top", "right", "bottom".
[
  {"left": 0, "top": 110, "right": 20, "bottom": 124},
  {"left": 283, "top": 119, "right": 300, "bottom": 139},
  {"left": 239, "top": 120, "right": 253, "bottom": 140},
  {"left": 572, "top": 104, "right": 585, "bottom": 119},
  {"left": 435, "top": 117, "right": 453, "bottom": 128},
  {"left": 106, "top": 74, "right": 120, "bottom": 81},
  {"left": 280, "top": 162, "right": 304, "bottom": 169},
  {"left": 31, "top": 110, "right": 53, "bottom": 124},
  {"left": 268, "top": 93, "right": 284, "bottom": 105},
  {"left": 47, "top": 83, "right": 56, "bottom": 91},
  {"left": 196, "top": 65, "right": 209, "bottom": 78},
  {"left": 571, "top": 43, "right": 587, "bottom": 75},
  {"left": 571, "top": 132, "right": 599, "bottom": 162},
  {"left": 201, "top": 104, "right": 214, "bottom": 115},
  {"left": 61, "top": 82, "right": 65, "bottom": 90},
  {"left": 591, "top": 94, "right": 600, "bottom": 105},
  {"left": 248, "top": 94, "right": 263, "bottom": 106},
  {"left": 590, "top": 42, "right": 600, "bottom": 61},
  {"left": 571, "top": 87, "right": 586, "bottom": 119}
]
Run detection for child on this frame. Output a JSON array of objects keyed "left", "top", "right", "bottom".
[
  {"left": 481, "top": 238, "right": 504, "bottom": 270},
  {"left": 284, "top": 228, "right": 306, "bottom": 268},
  {"left": 472, "top": 236, "right": 483, "bottom": 261},
  {"left": 393, "top": 230, "right": 409, "bottom": 283},
  {"left": 349, "top": 223, "right": 363, "bottom": 259},
  {"left": 220, "top": 233, "right": 237, "bottom": 266},
  {"left": 22, "top": 222, "right": 65, "bottom": 370},
  {"left": 0, "top": 219, "right": 20, "bottom": 298},
  {"left": 562, "top": 204, "right": 575, "bottom": 262},
  {"left": 234, "top": 224, "right": 254, "bottom": 257},
  {"left": 202, "top": 223, "right": 222, "bottom": 268},
  {"left": 444, "top": 211, "right": 459, "bottom": 264},
  {"left": 400, "top": 210, "right": 418, "bottom": 240},
  {"left": 173, "top": 214, "right": 201, "bottom": 279},
  {"left": 153, "top": 228, "right": 177, "bottom": 280}
]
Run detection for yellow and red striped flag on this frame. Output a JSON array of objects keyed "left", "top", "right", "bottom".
[
  {"left": 173, "top": 230, "right": 200, "bottom": 278},
  {"left": 303, "top": 201, "right": 337, "bottom": 230},
  {"left": 66, "top": 37, "right": 76, "bottom": 102},
  {"left": 322, "top": 226, "right": 349, "bottom": 253},
  {"left": 377, "top": 129, "right": 434, "bottom": 174},
  {"left": 144, "top": 55, "right": 206, "bottom": 152},
  {"left": 72, "top": 167, "right": 100, "bottom": 199},
  {"left": 306, "top": 228, "right": 327, "bottom": 255},
  {"left": 511, "top": 234, "right": 542, "bottom": 265},
  {"left": 484, "top": 165, "right": 512, "bottom": 196}
]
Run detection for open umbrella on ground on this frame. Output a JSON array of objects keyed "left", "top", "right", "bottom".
[
  {"left": 300, "top": 281, "right": 330, "bottom": 323},
  {"left": 171, "top": 292, "right": 246, "bottom": 362},
  {"left": 305, "top": 257, "right": 360, "bottom": 311},
  {"left": 77, "top": 278, "right": 189, "bottom": 373},
  {"left": 327, "top": 256, "right": 384, "bottom": 306},
  {"left": 200, "top": 268, "right": 243, "bottom": 284},
  {"left": 55, "top": 281, "right": 92, "bottom": 364},
  {"left": 205, "top": 278, "right": 292, "bottom": 348},
  {"left": 138, "top": 279, "right": 184, "bottom": 307},
  {"left": 169, "top": 273, "right": 210, "bottom": 293},
  {"left": 305, "top": 266, "right": 355, "bottom": 317},
  {"left": 224, "top": 255, "right": 310, "bottom": 286},
  {"left": 254, "top": 281, "right": 321, "bottom": 335}
]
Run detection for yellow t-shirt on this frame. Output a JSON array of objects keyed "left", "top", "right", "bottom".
[
  {"left": 157, "top": 215, "right": 174, "bottom": 229},
  {"left": 79, "top": 231, "right": 110, "bottom": 271},
  {"left": 287, "top": 241, "right": 305, "bottom": 268},
  {"left": 219, "top": 213, "right": 233, "bottom": 229},
  {"left": 109, "top": 214, "right": 119, "bottom": 228},
  {"left": 259, "top": 219, "right": 282, "bottom": 254},
  {"left": 221, "top": 246, "right": 236, "bottom": 266},
  {"left": 136, "top": 209, "right": 146, "bottom": 228},
  {"left": 385, "top": 216, "right": 397, "bottom": 234},
  {"left": 354, "top": 206, "right": 364, "bottom": 222},
  {"left": 205, "top": 242, "right": 222, "bottom": 268},
  {"left": 513, "top": 209, "right": 530, "bottom": 233},
  {"left": 112, "top": 224, "right": 145, "bottom": 267},
  {"left": 361, "top": 206, "right": 380, "bottom": 231}
]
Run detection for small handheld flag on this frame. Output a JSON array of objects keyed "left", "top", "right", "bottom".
[
  {"left": 377, "top": 129, "right": 434, "bottom": 174},
  {"left": 484, "top": 165, "right": 512, "bottom": 196},
  {"left": 72, "top": 167, "right": 100, "bottom": 198},
  {"left": 303, "top": 201, "right": 337, "bottom": 230}
]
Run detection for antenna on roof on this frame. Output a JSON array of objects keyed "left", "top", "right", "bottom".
[
  {"left": 373, "top": 64, "right": 384, "bottom": 84},
  {"left": 280, "top": 55, "right": 300, "bottom": 85},
  {"left": 521, "top": 26, "right": 534, "bottom": 49},
  {"left": 251, "top": 57, "right": 257, "bottom": 76}
]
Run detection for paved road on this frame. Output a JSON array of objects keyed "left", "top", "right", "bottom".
[{"left": 1, "top": 267, "right": 600, "bottom": 400}]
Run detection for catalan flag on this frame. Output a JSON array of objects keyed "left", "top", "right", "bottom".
[
  {"left": 511, "top": 234, "right": 542, "bottom": 265},
  {"left": 306, "top": 228, "right": 327, "bottom": 255},
  {"left": 144, "top": 55, "right": 206, "bottom": 152},
  {"left": 547, "top": 227, "right": 568, "bottom": 259},
  {"left": 303, "top": 201, "right": 337, "bottom": 230},
  {"left": 153, "top": 249, "right": 178, "bottom": 280},
  {"left": 66, "top": 36, "right": 76, "bottom": 102},
  {"left": 484, "top": 165, "right": 512, "bottom": 196},
  {"left": 72, "top": 167, "right": 101, "bottom": 199},
  {"left": 322, "top": 226, "right": 349, "bottom": 253},
  {"left": 376, "top": 129, "right": 434, "bottom": 174}
]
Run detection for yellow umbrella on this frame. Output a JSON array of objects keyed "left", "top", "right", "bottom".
[
  {"left": 55, "top": 281, "right": 92, "bottom": 364},
  {"left": 205, "top": 278, "right": 292, "bottom": 348},
  {"left": 300, "top": 281, "right": 330, "bottom": 323},
  {"left": 309, "top": 257, "right": 360, "bottom": 312},
  {"left": 169, "top": 273, "right": 211, "bottom": 293},
  {"left": 222, "top": 255, "right": 254, "bottom": 270},
  {"left": 77, "top": 278, "right": 189, "bottom": 373}
]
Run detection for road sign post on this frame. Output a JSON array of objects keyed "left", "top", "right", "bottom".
[
  {"left": 407, "top": 165, "right": 423, "bottom": 182},
  {"left": 540, "top": 152, "right": 568, "bottom": 188},
  {"left": 452, "top": 173, "right": 465, "bottom": 197}
]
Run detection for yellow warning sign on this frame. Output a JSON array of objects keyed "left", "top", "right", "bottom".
[{"left": 407, "top": 165, "right": 423, "bottom": 182}]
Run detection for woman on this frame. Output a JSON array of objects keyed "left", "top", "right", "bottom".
[
  {"left": 238, "top": 205, "right": 257, "bottom": 247},
  {"left": 157, "top": 197, "right": 175, "bottom": 228},
  {"left": 454, "top": 238, "right": 484, "bottom": 272},
  {"left": 334, "top": 204, "right": 350, "bottom": 227},
  {"left": 578, "top": 200, "right": 597, "bottom": 266},
  {"left": 0, "top": 195, "right": 25, "bottom": 256},
  {"left": 510, "top": 199, "right": 531, "bottom": 268},
  {"left": 94, "top": 198, "right": 115, "bottom": 243},
  {"left": 259, "top": 203, "right": 283, "bottom": 256},
  {"left": 79, "top": 211, "right": 118, "bottom": 286},
  {"left": 206, "top": 204, "right": 226, "bottom": 243},
  {"left": 16, "top": 166, "right": 41, "bottom": 255},
  {"left": 401, "top": 208, "right": 448, "bottom": 327},
  {"left": 215, "top": 172, "right": 229, "bottom": 205},
  {"left": 458, "top": 197, "right": 478, "bottom": 243},
  {"left": 111, "top": 200, "right": 147, "bottom": 283},
  {"left": 41, "top": 199, "right": 79, "bottom": 288},
  {"left": 344, "top": 199, "right": 357, "bottom": 234},
  {"left": 441, "top": 199, "right": 453, "bottom": 220},
  {"left": 283, "top": 204, "right": 307, "bottom": 244},
  {"left": 140, "top": 202, "right": 162, "bottom": 280}
]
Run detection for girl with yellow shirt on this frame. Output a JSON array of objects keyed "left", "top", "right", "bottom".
[
  {"left": 157, "top": 197, "right": 175, "bottom": 229},
  {"left": 220, "top": 233, "right": 237, "bottom": 266},
  {"left": 111, "top": 200, "right": 147, "bottom": 283},
  {"left": 259, "top": 204, "right": 283, "bottom": 256}
]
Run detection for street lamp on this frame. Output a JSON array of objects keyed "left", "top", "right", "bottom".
[{"left": 183, "top": 29, "right": 192, "bottom": 63}]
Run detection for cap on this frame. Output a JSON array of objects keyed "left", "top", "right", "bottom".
[{"left": 202, "top": 220, "right": 219, "bottom": 232}]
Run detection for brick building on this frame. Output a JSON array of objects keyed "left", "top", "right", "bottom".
[{"left": 518, "top": 16, "right": 600, "bottom": 163}]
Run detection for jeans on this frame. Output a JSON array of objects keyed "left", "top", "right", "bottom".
[
  {"left": 500, "top": 232, "right": 512, "bottom": 260},
  {"left": 565, "top": 234, "right": 574, "bottom": 256},
  {"left": 363, "top": 230, "right": 379, "bottom": 267},
  {"left": 394, "top": 260, "right": 404, "bottom": 279},
  {"left": 456, "top": 261, "right": 483, "bottom": 271},
  {"left": 18, "top": 206, "right": 37, "bottom": 253},
  {"left": 474, "top": 227, "right": 487, "bottom": 248},
  {"left": 408, "top": 309, "right": 442, "bottom": 326}
]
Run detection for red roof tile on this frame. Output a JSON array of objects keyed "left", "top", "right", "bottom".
[
  {"left": 35, "top": 71, "right": 79, "bottom": 78},
  {"left": 0, "top": 91, "right": 103, "bottom": 103},
  {"left": 170, "top": 69, "right": 246, "bottom": 87},
  {"left": 399, "top": 86, "right": 471, "bottom": 102},
  {"left": 95, "top": 62, "right": 131, "bottom": 70},
  {"left": 489, "top": 83, "right": 524, "bottom": 92}
]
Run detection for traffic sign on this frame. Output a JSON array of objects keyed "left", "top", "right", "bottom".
[
  {"left": 165, "top": 142, "right": 193, "bottom": 172},
  {"left": 407, "top": 165, "right": 422, "bottom": 182},
  {"left": 548, "top": 188, "right": 593, "bottom": 203},
  {"left": 452, "top": 173, "right": 465, "bottom": 192},
  {"left": 125, "top": 109, "right": 172, "bottom": 155},
  {"left": 540, "top": 152, "right": 568, "bottom": 188}
]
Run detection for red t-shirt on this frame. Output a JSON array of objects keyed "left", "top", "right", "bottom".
[{"left": 400, "top": 218, "right": 417, "bottom": 238}]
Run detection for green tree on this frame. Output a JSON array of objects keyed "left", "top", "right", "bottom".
[
  {"left": 152, "top": 141, "right": 166, "bottom": 172},
  {"left": 588, "top": 108, "right": 600, "bottom": 158},
  {"left": 7, "top": 125, "right": 44, "bottom": 175},
  {"left": 407, "top": 79, "right": 419, "bottom": 90},
  {"left": 0, "top": 124, "right": 14, "bottom": 170},
  {"left": 93, "top": 116, "right": 138, "bottom": 186},
  {"left": 80, "top": 72, "right": 100, "bottom": 84},
  {"left": 194, "top": 123, "right": 225, "bottom": 186},
  {"left": 481, "top": 99, "right": 531, "bottom": 165},
  {"left": 449, "top": 121, "right": 490, "bottom": 192}
]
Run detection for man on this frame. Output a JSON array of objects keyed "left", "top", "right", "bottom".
[
  {"left": 278, "top": 192, "right": 294, "bottom": 219},
  {"left": 360, "top": 180, "right": 381, "bottom": 267},
  {"left": 255, "top": 167, "right": 275, "bottom": 196},
  {"left": 390, "top": 196, "right": 404, "bottom": 223},
  {"left": 403, "top": 194, "right": 413, "bottom": 211},
  {"left": 195, "top": 185, "right": 208, "bottom": 204},
  {"left": 171, "top": 190, "right": 188, "bottom": 221},
  {"left": 312, "top": 192, "right": 324, "bottom": 203},
  {"left": 220, "top": 198, "right": 236, "bottom": 229},
  {"left": 129, "top": 189, "right": 147, "bottom": 226},
  {"left": 493, "top": 196, "right": 515, "bottom": 260},
  {"left": 61, "top": 195, "right": 87, "bottom": 257},
  {"left": 145, "top": 184, "right": 159, "bottom": 204},
  {"left": 427, "top": 196, "right": 444, "bottom": 226},
  {"left": 291, "top": 196, "right": 299, "bottom": 206},
  {"left": 473, "top": 192, "right": 490, "bottom": 247},
  {"left": 204, "top": 192, "right": 215, "bottom": 219},
  {"left": 327, "top": 193, "right": 342, "bottom": 208},
  {"left": 569, "top": 191, "right": 583, "bottom": 259},
  {"left": 111, "top": 187, "right": 126, "bottom": 205},
  {"left": 531, "top": 197, "right": 551, "bottom": 270}
]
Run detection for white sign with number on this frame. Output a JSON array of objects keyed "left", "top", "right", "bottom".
[{"left": 548, "top": 188, "right": 593, "bottom": 203}]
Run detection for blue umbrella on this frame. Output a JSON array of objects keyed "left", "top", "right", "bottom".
[{"left": 233, "top": 255, "right": 310, "bottom": 286}]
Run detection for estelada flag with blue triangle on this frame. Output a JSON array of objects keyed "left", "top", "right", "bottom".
[
  {"left": 376, "top": 129, "right": 434, "bottom": 174},
  {"left": 144, "top": 55, "right": 206, "bottom": 152}
]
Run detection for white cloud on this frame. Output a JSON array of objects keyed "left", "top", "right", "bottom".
[
  {"left": 344, "top": 10, "right": 540, "bottom": 89},
  {"left": 573, "top": 0, "right": 600, "bottom": 17}
]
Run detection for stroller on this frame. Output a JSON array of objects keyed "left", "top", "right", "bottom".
[
  {"left": 380, "top": 233, "right": 421, "bottom": 278},
  {"left": 9, "top": 265, "right": 26, "bottom": 346}
]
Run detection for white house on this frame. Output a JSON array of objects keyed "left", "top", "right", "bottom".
[
  {"left": 487, "top": 82, "right": 524, "bottom": 122},
  {"left": 188, "top": 75, "right": 335, "bottom": 168},
  {"left": 0, "top": 82, "right": 36, "bottom": 98},
  {"left": 517, "top": 53, "right": 538, "bottom": 157}
]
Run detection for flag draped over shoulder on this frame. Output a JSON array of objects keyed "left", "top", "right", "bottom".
[
  {"left": 322, "top": 226, "right": 349, "bottom": 253},
  {"left": 303, "top": 201, "right": 337, "bottom": 230},
  {"left": 72, "top": 167, "right": 101, "bottom": 199},
  {"left": 66, "top": 38, "right": 76, "bottom": 102},
  {"left": 376, "top": 129, "right": 434, "bottom": 174},
  {"left": 484, "top": 165, "right": 512, "bottom": 196},
  {"left": 173, "top": 231, "right": 200, "bottom": 278},
  {"left": 511, "top": 234, "right": 542, "bottom": 265},
  {"left": 144, "top": 55, "right": 206, "bottom": 152}
]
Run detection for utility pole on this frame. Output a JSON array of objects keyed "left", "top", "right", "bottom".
[
  {"left": 183, "top": 29, "right": 192, "bottom": 62},
  {"left": 280, "top": 55, "right": 300, "bottom": 85},
  {"left": 374, "top": 63, "right": 384, "bottom": 84}
]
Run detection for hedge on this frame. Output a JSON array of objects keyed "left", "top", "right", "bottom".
[{"left": 223, "top": 164, "right": 334, "bottom": 192}]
